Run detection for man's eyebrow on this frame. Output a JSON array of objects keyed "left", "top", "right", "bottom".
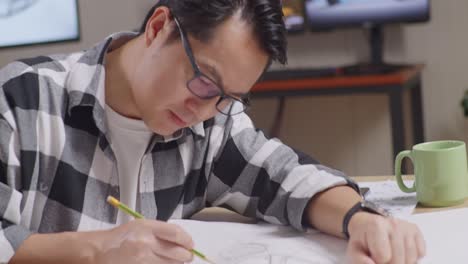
[
  {"left": 199, "top": 62, "right": 224, "bottom": 88},
  {"left": 199, "top": 62, "right": 248, "bottom": 98}
]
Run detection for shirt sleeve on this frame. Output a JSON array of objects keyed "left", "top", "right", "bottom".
[
  {"left": 0, "top": 103, "right": 33, "bottom": 263},
  {"left": 206, "top": 111, "right": 359, "bottom": 232}
]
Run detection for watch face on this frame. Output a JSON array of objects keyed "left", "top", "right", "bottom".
[{"left": 362, "top": 200, "right": 390, "bottom": 217}]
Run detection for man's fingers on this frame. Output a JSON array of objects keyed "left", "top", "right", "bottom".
[
  {"left": 389, "top": 225, "right": 405, "bottom": 264},
  {"left": 366, "top": 218, "right": 392, "bottom": 263},
  {"left": 152, "top": 238, "right": 194, "bottom": 263},
  {"left": 153, "top": 254, "right": 184, "bottom": 264},
  {"left": 415, "top": 228, "right": 426, "bottom": 258},
  {"left": 404, "top": 233, "right": 418, "bottom": 264},
  {"left": 346, "top": 215, "right": 427, "bottom": 264},
  {"left": 353, "top": 255, "right": 376, "bottom": 264},
  {"left": 151, "top": 221, "right": 194, "bottom": 249},
  {"left": 347, "top": 240, "right": 376, "bottom": 264}
]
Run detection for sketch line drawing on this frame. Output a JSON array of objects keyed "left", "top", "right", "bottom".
[
  {"left": 0, "top": 0, "right": 38, "bottom": 18},
  {"left": 217, "top": 243, "right": 332, "bottom": 264}
]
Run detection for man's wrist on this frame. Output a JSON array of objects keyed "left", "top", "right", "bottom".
[
  {"left": 69, "top": 231, "right": 103, "bottom": 264},
  {"left": 10, "top": 231, "right": 102, "bottom": 264},
  {"left": 342, "top": 200, "right": 389, "bottom": 239},
  {"left": 347, "top": 211, "right": 373, "bottom": 238},
  {"left": 342, "top": 201, "right": 364, "bottom": 239}
]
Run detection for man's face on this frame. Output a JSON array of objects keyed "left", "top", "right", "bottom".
[{"left": 131, "top": 11, "right": 269, "bottom": 136}]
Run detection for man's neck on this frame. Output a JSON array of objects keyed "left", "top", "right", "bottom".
[{"left": 105, "top": 37, "right": 143, "bottom": 119}]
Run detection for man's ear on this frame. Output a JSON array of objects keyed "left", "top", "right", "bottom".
[{"left": 144, "top": 6, "right": 173, "bottom": 47}]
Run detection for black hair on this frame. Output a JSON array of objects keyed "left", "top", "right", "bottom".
[{"left": 139, "top": 0, "right": 287, "bottom": 65}]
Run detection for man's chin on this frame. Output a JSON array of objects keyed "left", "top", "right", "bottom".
[
  {"left": 146, "top": 118, "right": 191, "bottom": 137},
  {"left": 151, "top": 126, "right": 185, "bottom": 137}
]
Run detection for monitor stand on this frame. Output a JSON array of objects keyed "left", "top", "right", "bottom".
[{"left": 339, "top": 26, "right": 408, "bottom": 76}]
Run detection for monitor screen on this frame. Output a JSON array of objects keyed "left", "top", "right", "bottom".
[
  {"left": 305, "top": 0, "right": 430, "bottom": 30},
  {"left": 283, "top": 0, "right": 306, "bottom": 32},
  {"left": 0, "top": 0, "right": 80, "bottom": 48}
]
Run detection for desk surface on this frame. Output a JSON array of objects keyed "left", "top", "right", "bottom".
[
  {"left": 252, "top": 65, "right": 424, "bottom": 93},
  {"left": 192, "top": 175, "right": 468, "bottom": 221}
]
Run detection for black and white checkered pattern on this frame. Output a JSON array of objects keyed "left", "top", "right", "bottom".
[{"left": 0, "top": 32, "right": 358, "bottom": 262}]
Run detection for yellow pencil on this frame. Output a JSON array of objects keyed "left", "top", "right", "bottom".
[{"left": 107, "top": 196, "right": 216, "bottom": 264}]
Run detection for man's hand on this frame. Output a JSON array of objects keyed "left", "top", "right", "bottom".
[
  {"left": 346, "top": 212, "right": 426, "bottom": 264},
  {"left": 93, "top": 219, "right": 195, "bottom": 264},
  {"left": 305, "top": 185, "right": 426, "bottom": 263},
  {"left": 11, "top": 219, "right": 195, "bottom": 264}
]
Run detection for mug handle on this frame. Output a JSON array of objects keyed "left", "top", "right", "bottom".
[{"left": 395, "top": 150, "right": 416, "bottom": 193}]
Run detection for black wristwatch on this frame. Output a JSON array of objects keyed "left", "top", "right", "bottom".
[{"left": 342, "top": 200, "right": 390, "bottom": 240}]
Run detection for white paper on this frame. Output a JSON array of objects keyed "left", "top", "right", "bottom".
[
  {"left": 358, "top": 180, "right": 418, "bottom": 217},
  {"left": 404, "top": 208, "right": 468, "bottom": 263},
  {"left": 174, "top": 207, "right": 468, "bottom": 263},
  {"left": 171, "top": 220, "right": 347, "bottom": 264}
]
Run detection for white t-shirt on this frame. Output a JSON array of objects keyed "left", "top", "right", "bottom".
[{"left": 105, "top": 105, "right": 153, "bottom": 224}]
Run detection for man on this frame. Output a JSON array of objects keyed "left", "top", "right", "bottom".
[{"left": 0, "top": 1, "right": 425, "bottom": 263}]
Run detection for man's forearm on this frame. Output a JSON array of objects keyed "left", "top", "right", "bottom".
[
  {"left": 10, "top": 230, "right": 103, "bottom": 264},
  {"left": 305, "top": 185, "right": 362, "bottom": 238}
]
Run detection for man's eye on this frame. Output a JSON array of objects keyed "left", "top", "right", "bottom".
[{"left": 199, "top": 75, "right": 214, "bottom": 85}]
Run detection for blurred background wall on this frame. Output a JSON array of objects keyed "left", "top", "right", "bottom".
[{"left": 1, "top": 0, "right": 467, "bottom": 176}]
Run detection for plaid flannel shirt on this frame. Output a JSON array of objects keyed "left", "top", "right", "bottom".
[{"left": 0, "top": 32, "right": 358, "bottom": 262}]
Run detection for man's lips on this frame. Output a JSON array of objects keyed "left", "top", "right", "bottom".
[{"left": 169, "top": 111, "right": 189, "bottom": 127}]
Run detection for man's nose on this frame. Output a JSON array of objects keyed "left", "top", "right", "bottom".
[{"left": 185, "top": 95, "right": 219, "bottom": 120}]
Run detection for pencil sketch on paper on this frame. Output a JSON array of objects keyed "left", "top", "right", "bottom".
[
  {"left": 172, "top": 220, "right": 348, "bottom": 264},
  {"left": 0, "top": 0, "right": 37, "bottom": 18},
  {"left": 358, "top": 180, "right": 417, "bottom": 217},
  {"left": 215, "top": 242, "right": 333, "bottom": 264}
]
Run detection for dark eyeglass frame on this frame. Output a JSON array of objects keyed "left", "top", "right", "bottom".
[{"left": 173, "top": 16, "right": 250, "bottom": 116}]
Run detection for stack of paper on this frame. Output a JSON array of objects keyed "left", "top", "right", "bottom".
[{"left": 359, "top": 180, "right": 418, "bottom": 217}]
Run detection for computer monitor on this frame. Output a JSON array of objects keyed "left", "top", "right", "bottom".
[
  {"left": 0, "top": 0, "right": 80, "bottom": 49},
  {"left": 304, "top": 0, "right": 430, "bottom": 71},
  {"left": 283, "top": 0, "right": 306, "bottom": 33},
  {"left": 306, "top": 0, "right": 430, "bottom": 30}
]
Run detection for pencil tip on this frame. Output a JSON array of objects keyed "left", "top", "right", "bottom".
[{"left": 206, "top": 258, "right": 216, "bottom": 264}]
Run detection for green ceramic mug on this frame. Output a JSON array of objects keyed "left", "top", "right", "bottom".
[{"left": 395, "top": 140, "right": 468, "bottom": 207}]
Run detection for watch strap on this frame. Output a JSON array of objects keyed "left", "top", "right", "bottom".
[
  {"left": 342, "top": 201, "right": 363, "bottom": 240},
  {"left": 342, "top": 200, "right": 389, "bottom": 240}
]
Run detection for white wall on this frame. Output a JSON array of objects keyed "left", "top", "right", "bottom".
[{"left": 1, "top": 0, "right": 467, "bottom": 176}]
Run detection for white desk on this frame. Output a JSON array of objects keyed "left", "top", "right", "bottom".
[{"left": 188, "top": 175, "right": 468, "bottom": 263}]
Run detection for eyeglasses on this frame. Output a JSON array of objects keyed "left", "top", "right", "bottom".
[{"left": 173, "top": 16, "right": 250, "bottom": 116}]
